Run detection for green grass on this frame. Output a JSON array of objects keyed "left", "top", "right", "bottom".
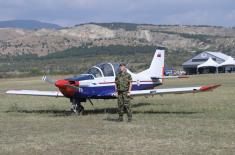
[{"left": 0, "top": 74, "right": 235, "bottom": 154}]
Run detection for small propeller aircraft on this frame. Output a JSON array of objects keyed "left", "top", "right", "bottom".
[{"left": 6, "top": 49, "right": 221, "bottom": 114}]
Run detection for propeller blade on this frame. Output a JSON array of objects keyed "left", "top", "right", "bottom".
[{"left": 42, "top": 76, "right": 56, "bottom": 84}]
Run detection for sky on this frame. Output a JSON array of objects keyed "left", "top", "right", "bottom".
[{"left": 0, "top": 0, "right": 235, "bottom": 27}]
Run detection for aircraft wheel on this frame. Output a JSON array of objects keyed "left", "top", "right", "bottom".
[
  {"left": 71, "top": 98, "right": 84, "bottom": 115},
  {"left": 76, "top": 104, "right": 84, "bottom": 115}
]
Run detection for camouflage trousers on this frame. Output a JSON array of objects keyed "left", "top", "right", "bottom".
[{"left": 117, "top": 92, "right": 132, "bottom": 119}]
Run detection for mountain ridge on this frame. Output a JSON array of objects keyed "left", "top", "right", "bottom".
[
  {"left": 0, "top": 19, "right": 62, "bottom": 30},
  {"left": 1, "top": 22, "right": 235, "bottom": 77},
  {"left": 0, "top": 22, "right": 235, "bottom": 57}
]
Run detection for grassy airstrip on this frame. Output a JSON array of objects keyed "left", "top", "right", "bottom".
[{"left": 0, "top": 74, "right": 234, "bottom": 154}]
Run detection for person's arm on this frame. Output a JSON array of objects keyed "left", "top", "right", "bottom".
[
  {"left": 115, "top": 77, "right": 118, "bottom": 91},
  {"left": 115, "top": 84, "right": 117, "bottom": 91},
  {"left": 128, "top": 80, "right": 132, "bottom": 92},
  {"left": 128, "top": 75, "right": 132, "bottom": 96},
  {"left": 115, "top": 77, "right": 118, "bottom": 96}
]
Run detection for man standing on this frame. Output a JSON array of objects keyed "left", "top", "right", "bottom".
[{"left": 115, "top": 63, "right": 132, "bottom": 122}]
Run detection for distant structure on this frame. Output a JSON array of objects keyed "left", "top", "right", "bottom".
[{"left": 182, "top": 51, "right": 235, "bottom": 74}]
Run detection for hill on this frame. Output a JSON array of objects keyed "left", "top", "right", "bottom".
[
  {"left": 0, "top": 20, "right": 62, "bottom": 30},
  {"left": 1, "top": 23, "right": 235, "bottom": 76},
  {"left": 0, "top": 23, "right": 235, "bottom": 57}
]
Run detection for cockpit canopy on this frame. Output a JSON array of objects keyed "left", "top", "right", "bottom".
[{"left": 87, "top": 63, "right": 120, "bottom": 78}]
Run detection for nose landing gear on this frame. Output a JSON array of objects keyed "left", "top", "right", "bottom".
[{"left": 70, "top": 98, "right": 84, "bottom": 115}]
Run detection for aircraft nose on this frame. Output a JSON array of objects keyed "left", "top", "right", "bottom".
[{"left": 55, "top": 80, "right": 68, "bottom": 88}]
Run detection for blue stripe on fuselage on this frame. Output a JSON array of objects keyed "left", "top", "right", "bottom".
[{"left": 73, "top": 83, "right": 161, "bottom": 99}]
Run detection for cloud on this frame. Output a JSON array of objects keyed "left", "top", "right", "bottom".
[{"left": 0, "top": 0, "right": 235, "bottom": 26}]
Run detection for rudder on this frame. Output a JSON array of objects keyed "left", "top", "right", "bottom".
[{"left": 136, "top": 49, "right": 165, "bottom": 82}]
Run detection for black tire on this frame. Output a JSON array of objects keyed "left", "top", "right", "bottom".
[{"left": 76, "top": 105, "right": 84, "bottom": 115}]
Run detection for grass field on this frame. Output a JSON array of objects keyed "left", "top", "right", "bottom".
[{"left": 0, "top": 74, "right": 234, "bottom": 155}]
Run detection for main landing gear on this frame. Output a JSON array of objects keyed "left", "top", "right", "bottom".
[{"left": 70, "top": 98, "right": 84, "bottom": 115}]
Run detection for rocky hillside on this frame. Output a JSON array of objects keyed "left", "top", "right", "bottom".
[{"left": 1, "top": 23, "right": 235, "bottom": 57}]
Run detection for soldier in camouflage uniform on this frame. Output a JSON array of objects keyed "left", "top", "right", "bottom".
[{"left": 115, "top": 63, "right": 132, "bottom": 122}]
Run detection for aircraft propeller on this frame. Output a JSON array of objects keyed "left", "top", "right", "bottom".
[{"left": 42, "top": 76, "right": 56, "bottom": 84}]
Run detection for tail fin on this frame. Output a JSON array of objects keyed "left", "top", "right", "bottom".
[
  {"left": 149, "top": 49, "right": 165, "bottom": 78},
  {"left": 137, "top": 49, "right": 165, "bottom": 81}
]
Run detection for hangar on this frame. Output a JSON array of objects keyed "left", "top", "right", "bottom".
[{"left": 182, "top": 51, "right": 235, "bottom": 74}]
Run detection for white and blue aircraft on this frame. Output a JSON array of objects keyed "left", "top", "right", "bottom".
[{"left": 6, "top": 49, "right": 221, "bottom": 113}]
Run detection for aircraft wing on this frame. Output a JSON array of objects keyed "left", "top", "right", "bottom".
[
  {"left": 6, "top": 90, "right": 64, "bottom": 97},
  {"left": 130, "top": 84, "right": 221, "bottom": 96}
]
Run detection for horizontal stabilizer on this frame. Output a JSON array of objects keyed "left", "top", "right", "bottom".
[
  {"left": 163, "top": 75, "right": 189, "bottom": 79},
  {"left": 152, "top": 75, "right": 189, "bottom": 80}
]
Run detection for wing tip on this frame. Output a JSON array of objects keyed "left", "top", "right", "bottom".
[
  {"left": 6, "top": 90, "right": 15, "bottom": 94},
  {"left": 200, "top": 84, "right": 221, "bottom": 91}
]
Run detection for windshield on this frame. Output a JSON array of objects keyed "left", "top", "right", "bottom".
[
  {"left": 87, "top": 67, "right": 102, "bottom": 78},
  {"left": 97, "top": 63, "right": 114, "bottom": 77},
  {"left": 87, "top": 63, "right": 121, "bottom": 78}
]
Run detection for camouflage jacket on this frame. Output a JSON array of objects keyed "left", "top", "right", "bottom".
[{"left": 115, "top": 71, "right": 132, "bottom": 92}]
